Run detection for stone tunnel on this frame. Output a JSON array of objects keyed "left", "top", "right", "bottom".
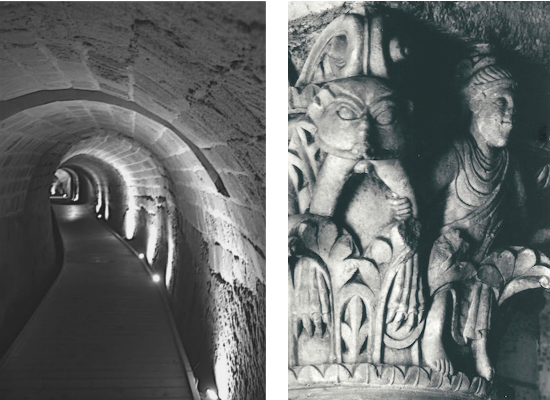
[{"left": 0, "top": 3, "right": 265, "bottom": 400}]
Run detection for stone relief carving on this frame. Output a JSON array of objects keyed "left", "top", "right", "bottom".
[{"left": 288, "top": 12, "right": 550, "bottom": 400}]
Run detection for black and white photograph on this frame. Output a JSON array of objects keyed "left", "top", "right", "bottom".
[
  {"left": 3, "top": 1, "right": 550, "bottom": 400},
  {"left": 288, "top": 2, "right": 550, "bottom": 400},
  {"left": 0, "top": 2, "right": 265, "bottom": 400}
]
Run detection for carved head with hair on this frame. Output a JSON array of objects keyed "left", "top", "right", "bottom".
[{"left": 458, "top": 48, "right": 517, "bottom": 149}]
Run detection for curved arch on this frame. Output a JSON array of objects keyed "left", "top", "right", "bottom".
[
  {"left": 50, "top": 169, "right": 73, "bottom": 199},
  {"left": 66, "top": 164, "right": 101, "bottom": 204},
  {"left": 64, "top": 159, "right": 122, "bottom": 219},
  {"left": 0, "top": 89, "right": 229, "bottom": 197},
  {"left": 57, "top": 167, "right": 80, "bottom": 201}
]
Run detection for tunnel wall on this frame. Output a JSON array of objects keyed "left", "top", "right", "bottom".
[
  {"left": 56, "top": 122, "right": 266, "bottom": 399},
  {"left": 64, "top": 158, "right": 128, "bottom": 235},
  {"left": 71, "top": 167, "right": 97, "bottom": 206},
  {"left": 0, "top": 4, "right": 265, "bottom": 399},
  {"left": 0, "top": 185, "right": 60, "bottom": 357},
  {"left": 0, "top": 131, "right": 68, "bottom": 359},
  {"left": 62, "top": 136, "right": 174, "bottom": 275},
  {"left": 170, "top": 214, "right": 265, "bottom": 400},
  {"left": 64, "top": 132, "right": 267, "bottom": 399},
  {"left": 0, "top": 100, "right": 265, "bottom": 400},
  {"left": 0, "top": 107, "right": 265, "bottom": 400}
]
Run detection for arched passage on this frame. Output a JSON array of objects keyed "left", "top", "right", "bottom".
[
  {"left": 61, "top": 134, "right": 177, "bottom": 277},
  {"left": 50, "top": 168, "right": 79, "bottom": 200},
  {"left": 0, "top": 3, "right": 265, "bottom": 399}
]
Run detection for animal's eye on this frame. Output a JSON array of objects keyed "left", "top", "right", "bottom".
[
  {"left": 337, "top": 105, "right": 359, "bottom": 120},
  {"left": 375, "top": 108, "right": 397, "bottom": 125}
]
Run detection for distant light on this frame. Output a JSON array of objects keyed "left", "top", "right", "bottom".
[
  {"left": 138, "top": 253, "right": 145, "bottom": 259},
  {"left": 97, "top": 214, "right": 102, "bottom": 219},
  {"left": 152, "top": 274, "right": 161, "bottom": 283},
  {"left": 206, "top": 389, "right": 219, "bottom": 400}
]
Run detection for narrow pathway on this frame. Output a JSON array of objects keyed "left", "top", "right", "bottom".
[{"left": 0, "top": 204, "right": 196, "bottom": 400}]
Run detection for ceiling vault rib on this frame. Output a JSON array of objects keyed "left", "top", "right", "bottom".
[{"left": 0, "top": 89, "right": 230, "bottom": 197}]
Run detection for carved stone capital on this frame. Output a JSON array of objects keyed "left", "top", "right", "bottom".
[{"left": 289, "top": 9, "right": 550, "bottom": 400}]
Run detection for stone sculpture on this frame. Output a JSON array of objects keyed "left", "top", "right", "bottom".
[
  {"left": 289, "top": 76, "right": 424, "bottom": 367},
  {"left": 289, "top": 12, "right": 425, "bottom": 370},
  {"left": 422, "top": 48, "right": 522, "bottom": 380},
  {"left": 422, "top": 47, "right": 550, "bottom": 382},
  {"left": 289, "top": 13, "right": 550, "bottom": 400}
]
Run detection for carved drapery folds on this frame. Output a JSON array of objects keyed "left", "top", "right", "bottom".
[{"left": 288, "top": 12, "right": 550, "bottom": 400}]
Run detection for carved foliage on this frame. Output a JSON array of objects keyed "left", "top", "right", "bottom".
[
  {"left": 289, "top": 216, "right": 424, "bottom": 366},
  {"left": 478, "top": 247, "right": 550, "bottom": 305},
  {"left": 288, "top": 363, "right": 490, "bottom": 398}
]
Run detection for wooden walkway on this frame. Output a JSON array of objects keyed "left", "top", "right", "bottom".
[{"left": 0, "top": 204, "right": 197, "bottom": 400}]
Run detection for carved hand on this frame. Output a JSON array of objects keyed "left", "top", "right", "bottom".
[{"left": 388, "top": 194, "right": 413, "bottom": 221}]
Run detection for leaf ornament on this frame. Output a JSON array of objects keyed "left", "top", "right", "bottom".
[{"left": 478, "top": 247, "right": 550, "bottom": 306}]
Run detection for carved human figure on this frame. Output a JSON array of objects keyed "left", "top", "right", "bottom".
[
  {"left": 421, "top": 54, "right": 523, "bottom": 380},
  {"left": 289, "top": 76, "right": 425, "bottom": 365}
]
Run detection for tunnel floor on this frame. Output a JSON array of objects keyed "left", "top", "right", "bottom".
[{"left": 0, "top": 204, "right": 195, "bottom": 400}]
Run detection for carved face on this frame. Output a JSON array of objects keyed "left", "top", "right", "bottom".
[
  {"left": 307, "top": 77, "right": 411, "bottom": 160},
  {"left": 472, "top": 88, "right": 515, "bottom": 148}
]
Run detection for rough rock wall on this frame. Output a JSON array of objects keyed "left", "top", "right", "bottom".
[{"left": 170, "top": 214, "right": 265, "bottom": 400}]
